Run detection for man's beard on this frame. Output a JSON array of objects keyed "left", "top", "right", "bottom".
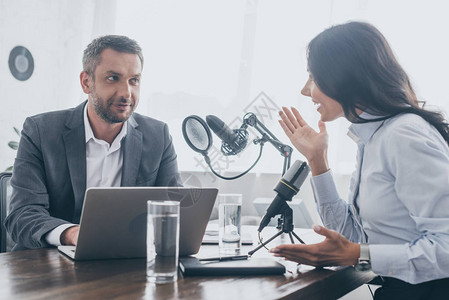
[{"left": 90, "top": 85, "right": 135, "bottom": 124}]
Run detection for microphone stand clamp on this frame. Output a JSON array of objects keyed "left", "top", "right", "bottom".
[{"left": 243, "top": 113, "right": 293, "bottom": 175}]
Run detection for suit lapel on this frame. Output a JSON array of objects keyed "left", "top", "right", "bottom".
[
  {"left": 63, "top": 102, "right": 87, "bottom": 222},
  {"left": 121, "top": 116, "right": 142, "bottom": 186}
]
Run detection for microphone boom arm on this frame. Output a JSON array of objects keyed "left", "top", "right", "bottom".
[{"left": 242, "top": 113, "right": 293, "bottom": 175}]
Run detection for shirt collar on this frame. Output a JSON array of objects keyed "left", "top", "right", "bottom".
[
  {"left": 83, "top": 103, "right": 128, "bottom": 144},
  {"left": 347, "top": 111, "right": 385, "bottom": 145}
]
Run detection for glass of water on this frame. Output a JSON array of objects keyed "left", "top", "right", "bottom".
[
  {"left": 218, "top": 194, "right": 242, "bottom": 256},
  {"left": 147, "top": 200, "right": 180, "bottom": 284}
]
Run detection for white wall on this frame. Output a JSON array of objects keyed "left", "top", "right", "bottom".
[
  {"left": 1, "top": 1, "right": 448, "bottom": 224},
  {"left": 0, "top": 0, "right": 120, "bottom": 170},
  {"left": 111, "top": 0, "right": 449, "bottom": 175}
]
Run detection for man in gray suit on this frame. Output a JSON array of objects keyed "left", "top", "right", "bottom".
[{"left": 4, "top": 35, "right": 181, "bottom": 250}]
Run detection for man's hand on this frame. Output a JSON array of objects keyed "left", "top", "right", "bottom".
[
  {"left": 270, "top": 225, "right": 360, "bottom": 267},
  {"left": 60, "top": 226, "right": 80, "bottom": 246}
]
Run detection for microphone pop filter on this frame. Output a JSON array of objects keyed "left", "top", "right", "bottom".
[{"left": 182, "top": 115, "right": 213, "bottom": 154}]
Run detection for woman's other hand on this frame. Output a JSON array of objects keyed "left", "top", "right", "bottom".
[
  {"left": 279, "top": 106, "right": 329, "bottom": 175},
  {"left": 270, "top": 225, "right": 360, "bottom": 267}
]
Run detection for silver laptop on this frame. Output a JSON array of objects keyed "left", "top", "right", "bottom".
[{"left": 58, "top": 187, "right": 218, "bottom": 260}]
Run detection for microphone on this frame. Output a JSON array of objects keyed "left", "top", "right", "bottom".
[
  {"left": 257, "top": 160, "right": 310, "bottom": 232},
  {"left": 206, "top": 115, "right": 249, "bottom": 156}
]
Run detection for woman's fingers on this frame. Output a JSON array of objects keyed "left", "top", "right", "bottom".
[
  {"left": 271, "top": 246, "right": 319, "bottom": 266},
  {"left": 279, "top": 106, "right": 309, "bottom": 135},
  {"left": 278, "top": 106, "right": 310, "bottom": 133},
  {"left": 279, "top": 120, "right": 292, "bottom": 137},
  {"left": 279, "top": 110, "right": 296, "bottom": 133},
  {"left": 291, "top": 107, "right": 308, "bottom": 127},
  {"left": 271, "top": 244, "right": 313, "bottom": 257},
  {"left": 317, "top": 120, "right": 327, "bottom": 134},
  {"left": 281, "top": 107, "right": 301, "bottom": 129}
]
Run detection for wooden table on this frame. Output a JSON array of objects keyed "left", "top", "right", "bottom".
[{"left": 0, "top": 229, "right": 376, "bottom": 300}]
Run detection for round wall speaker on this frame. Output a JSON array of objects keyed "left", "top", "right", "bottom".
[{"left": 8, "top": 46, "right": 34, "bottom": 81}]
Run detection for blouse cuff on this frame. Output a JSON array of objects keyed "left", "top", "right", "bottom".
[
  {"left": 370, "top": 244, "right": 409, "bottom": 281},
  {"left": 310, "top": 170, "right": 340, "bottom": 205}
]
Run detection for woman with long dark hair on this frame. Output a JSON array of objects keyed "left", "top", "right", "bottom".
[{"left": 271, "top": 22, "right": 449, "bottom": 299}]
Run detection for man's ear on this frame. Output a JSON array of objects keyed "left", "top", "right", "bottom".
[{"left": 80, "top": 71, "right": 92, "bottom": 94}]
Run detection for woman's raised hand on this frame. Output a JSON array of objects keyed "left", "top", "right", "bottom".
[{"left": 278, "top": 107, "right": 329, "bottom": 176}]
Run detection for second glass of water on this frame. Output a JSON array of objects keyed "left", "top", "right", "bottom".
[{"left": 218, "top": 194, "right": 242, "bottom": 256}]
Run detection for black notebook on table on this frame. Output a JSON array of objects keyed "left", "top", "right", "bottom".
[{"left": 179, "top": 257, "right": 285, "bottom": 276}]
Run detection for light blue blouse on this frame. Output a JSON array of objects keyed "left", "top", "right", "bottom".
[{"left": 311, "top": 112, "right": 449, "bottom": 284}]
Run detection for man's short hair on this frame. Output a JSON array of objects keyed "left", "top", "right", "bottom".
[{"left": 82, "top": 35, "right": 144, "bottom": 78}]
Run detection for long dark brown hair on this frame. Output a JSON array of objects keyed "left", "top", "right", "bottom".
[{"left": 307, "top": 21, "right": 449, "bottom": 144}]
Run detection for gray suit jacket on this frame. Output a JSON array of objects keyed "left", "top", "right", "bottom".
[{"left": 4, "top": 101, "right": 181, "bottom": 249}]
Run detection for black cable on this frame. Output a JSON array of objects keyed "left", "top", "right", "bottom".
[
  {"left": 204, "top": 143, "right": 264, "bottom": 180},
  {"left": 368, "top": 285, "right": 374, "bottom": 299},
  {"left": 257, "top": 231, "right": 270, "bottom": 251}
]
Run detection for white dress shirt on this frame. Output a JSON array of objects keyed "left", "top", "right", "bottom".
[
  {"left": 45, "top": 104, "right": 127, "bottom": 246},
  {"left": 310, "top": 112, "right": 449, "bottom": 284}
]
